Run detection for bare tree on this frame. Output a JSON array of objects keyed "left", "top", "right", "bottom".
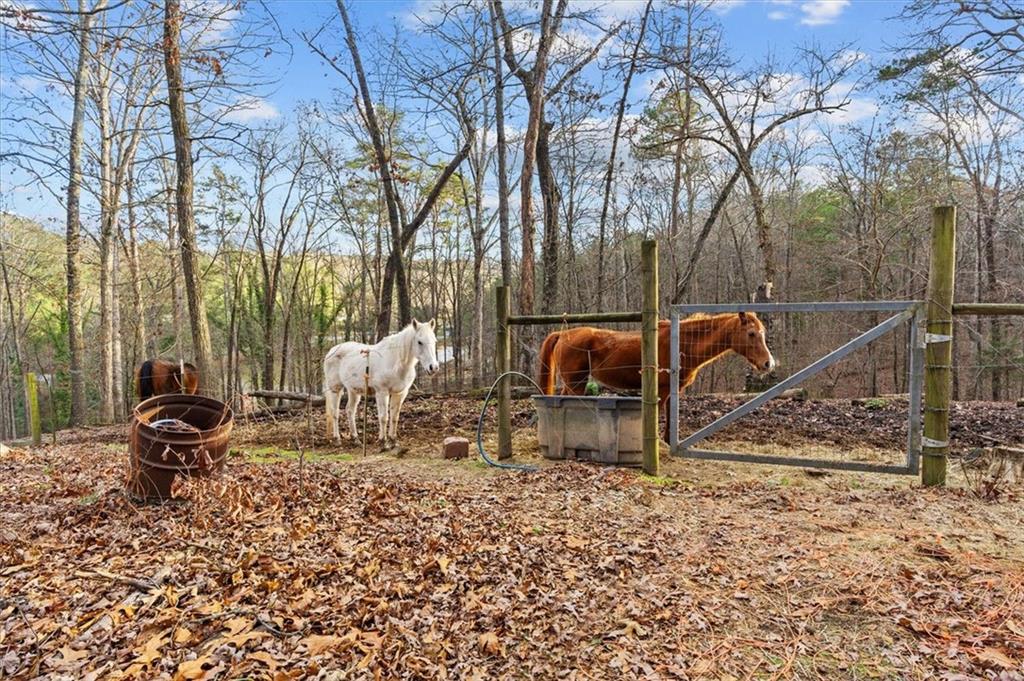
[
  {"left": 487, "top": 0, "right": 512, "bottom": 286},
  {"left": 893, "top": 1, "right": 1023, "bottom": 122},
  {"left": 647, "top": 15, "right": 858, "bottom": 299},
  {"left": 596, "top": 0, "right": 653, "bottom": 309},
  {"left": 315, "top": 1, "right": 475, "bottom": 337},
  {"left": 493, "top": 0, "right": 620, "bottom": 315},
  {"left": 163, "top": 0, "right": 213, "bottom": 391},
  {"left": 66, "top": 0, "right": 102, "bottom": 423}
]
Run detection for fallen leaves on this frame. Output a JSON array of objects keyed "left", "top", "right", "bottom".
[
  {"left": 300, "top": 633, "right": 347, "bottom": 657},
  {"left": 478, "top": 631, "right": 505, "bottom": 656},
  {"left": 975, "top": 647, "right": 1018, "bottom": 670},
  {"left": 132, "top": 630, "right": 168, "bottom": 667},
  {"left": 1, "top": 406, "right": 1023, "bottom": 679}
]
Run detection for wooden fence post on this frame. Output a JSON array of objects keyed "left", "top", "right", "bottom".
[
  {"left": 641, "top": 240, "right": 659, "bottom": 476},
  {"left": 496, "top": 285, "right": 512, "bottom": 460},
  {"left": 25, "top": 372, "right": 41, "bottom": 447},
  {"left": 922, "top": 206, "right": 956, "bottom": 487}
]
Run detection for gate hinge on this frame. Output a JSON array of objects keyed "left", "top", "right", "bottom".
[{"left": 924, "top": 333, "right": 952, "bottom": 344}]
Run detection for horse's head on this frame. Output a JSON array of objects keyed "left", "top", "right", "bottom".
[
  {"left": 411, "top": 319, "right": 440, "bottom": 374},
  {"left": 729, "top": 312, "right": 776, "bottom": 374}
]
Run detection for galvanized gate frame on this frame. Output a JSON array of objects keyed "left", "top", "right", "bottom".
[{"left": 668, "top": 301, "right": 925, "bottom": 475}]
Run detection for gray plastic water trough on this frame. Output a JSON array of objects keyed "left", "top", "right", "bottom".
[{"left": 532, "top": 395, "right": 643, "bottom": 466}]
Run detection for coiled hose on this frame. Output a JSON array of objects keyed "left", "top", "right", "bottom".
[{"left": 476, "top": 371, "right": 542, "bottom": 472}]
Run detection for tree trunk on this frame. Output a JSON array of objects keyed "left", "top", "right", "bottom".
[
  {"left": 124, "top": 173, "right": 148, "bottom": 365},
  {"left": 162, "top": 162, "right": 184, "bottom": 346},
  {"left": 65, "top": 0, "right": 99, "bottom": 425},
  {"left": 537, "top": 118, "right": 560, "bottom": 314},
  {"left": 983, "top": 208, "right": 1002, "bottom": 400},
  {"left": 164, "top": 0, "right": 214, "bottom": 392},
  {"left": 98, "top": 67, "right": 115, "bottom": 422},
  {"left": 112, "top": 256, "right": 125, "bottom": 418},
  {"left": 488, "top": 0, "right": 512, "bottom": 286},
  {"left": 743, "top": 163, "right": 776, "bottom": 287}
]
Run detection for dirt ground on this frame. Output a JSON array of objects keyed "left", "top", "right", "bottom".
[{"left": 1, "top": 395, "right": 1022, "bottom": 680}]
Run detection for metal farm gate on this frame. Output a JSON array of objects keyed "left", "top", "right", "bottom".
[{"left": 668, "top": 301, "right": 926, "bottom": 475}]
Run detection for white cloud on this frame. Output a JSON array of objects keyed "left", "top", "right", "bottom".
[
  {"left": 797, "top": 163, "right": 828, "bottom": 187},
  {"left": 824, "top": 96, "right": 878, "bottom": 124},
  {"left": 799, "top": 0, "right": 849, "bottom": 26},
  {"left": 223, "top": 97, "right": 280, "bottom": 124},
  {"left": 767, "top": 10, "right": 788, "bottom": 20},
  {"left": 710, "top": 0, "right": 747, "bottom": 15},
  {"left": 839, "top": 49, "right": 869, "bottom": 67}
]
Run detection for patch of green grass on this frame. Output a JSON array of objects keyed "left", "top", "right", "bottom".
[
  {"left": 863, "top": 397, "right": 888, "bottom": 410},
  {"left": 102, "top": 443, "right": 124, "bottom": 452},
  {"left": 640, "top": 473, "right": 677, "bottom": 487},
  {"left": 77, "top": 492, "right": 100, "bottom": 505},
  {"left": 233, "top": 446, "right": 353, "bottom": 464}
]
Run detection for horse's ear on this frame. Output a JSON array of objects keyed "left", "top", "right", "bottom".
[
  {"left": 412, "top": 319, "right": 419, "bottom": 329},
  {"left": 738, "top": 311, "right": 749, "bottom": 325},
  {"left": 428, "top": 318, "right": 436, "bottom": 330}
]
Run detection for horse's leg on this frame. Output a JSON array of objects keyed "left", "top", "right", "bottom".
[
  {"left": 346, "top": 388, "right": 361, "bottom": 441},
  {"left": 375, "top": 390, "right": 390, "bottom": 446},
  {"left": 659, "top": 390, "right": 671, "bottom": 444},
  {"left": 388, "top": 388, "right": 409, "bottom": 443},
  {"left": 561, "top": 360, "right": 589, "bottom": 395},
  {"left": 325, "top": 388, "right": 340, "bottom": 442},
  {"left": 558, "top": 347, "right": 590, "bottom": 395}
]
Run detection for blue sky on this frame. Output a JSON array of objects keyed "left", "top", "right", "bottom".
[
  {"left": 1, "top": 0, "right": 906, "bottom": 227},
  {"left": 255, "top": 0, "right": 898, "bottom": 124}
]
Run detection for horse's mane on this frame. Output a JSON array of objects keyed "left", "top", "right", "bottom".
[
  {"left": 679, "top": 312, "right": 745, "bottom": 331},
  {"left": 382, "top": 323, "right": 417, "bottom": 366},
  {"left": 683, "top": 312, "right": 743, "bottom": 321}
]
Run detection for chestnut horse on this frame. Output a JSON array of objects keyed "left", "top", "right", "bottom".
[
  {"left": 135, "top": 359, "right": 199, "bottom": 401},
  {"left": 538, "top": 312, "right": 775, "bottom": 408}
]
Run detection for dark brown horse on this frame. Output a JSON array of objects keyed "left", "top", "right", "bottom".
[
  {"left": 538, "top": 312, "right": 775, "bottom": 407},
  {"left": 135, "top": 359, "right": 199, "bottom": 401}
]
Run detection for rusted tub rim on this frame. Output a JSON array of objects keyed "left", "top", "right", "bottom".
[{"left": 132, "top": 393, "right": 235, "bottom": 439}]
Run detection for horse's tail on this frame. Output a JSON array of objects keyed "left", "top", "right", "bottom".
[
  {"left": 538, "top": 332, "right": 560, "bottom": 395},
  {"left": 137, "top": 360, "right": 154, "bottom": 400}
]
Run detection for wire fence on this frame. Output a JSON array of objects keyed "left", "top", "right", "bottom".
[{"left": 670, "top": 306, "right": 923, "bottom": 472}]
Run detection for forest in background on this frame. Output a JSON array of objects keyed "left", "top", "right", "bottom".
[{"left": 0, "top": 0, "right": 1022, "bottom": 438}]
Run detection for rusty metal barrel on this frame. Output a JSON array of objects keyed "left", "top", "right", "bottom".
[{"left": 127, "top": 393, "right": 234, "bottom": 502}]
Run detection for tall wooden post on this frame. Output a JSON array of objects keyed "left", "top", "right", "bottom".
[
  {"left": 25, "top": 372, "right": 41, "bottom": 447},
  {"left": 922, "top": 206, "right": 956, "bottom": 487},
  {"left": 495, "top": 285, "right": 512, "bottom": 460},
  {"left": 641, "top": 240, "right": 659, "bottom": 476}
]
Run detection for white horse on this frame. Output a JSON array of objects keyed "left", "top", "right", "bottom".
[{"left": 323, "top": 319, "right": 440, "bottom": 446}]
